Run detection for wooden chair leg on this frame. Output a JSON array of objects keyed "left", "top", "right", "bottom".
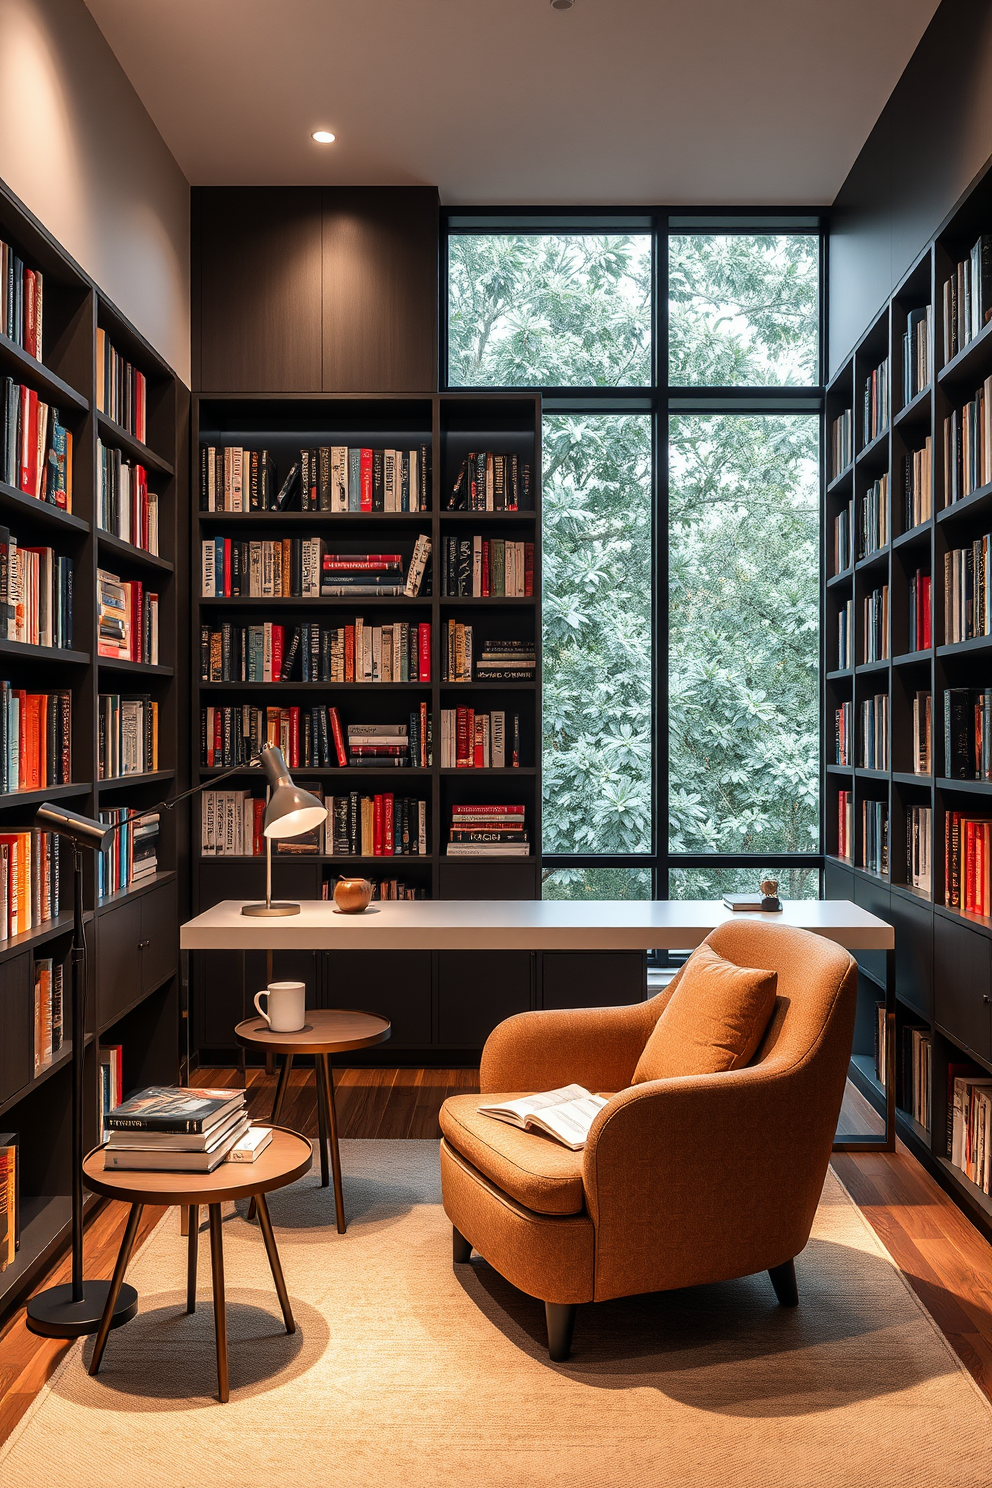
[
  {"left": 208, "top": 1203, "right": 229, "bottom": 1403},
  {"left": 319, "top": 1055, "right": 346, "bottom": 1234},
  {"left": 89, "top": 1202, "right": 143, "bottom": 1376},
  {"left": 768, "top": 1258, "right": 799, "bottom": 1306},
  {"left": 545, "top": 1302, "right": 576, "bottom": 1363},
  {"left": 186, "top": 1205, "right": 199, "bottom": 1313},
  {"left": 452, "top": 1226, "right": 472, "bottom": 1264}
]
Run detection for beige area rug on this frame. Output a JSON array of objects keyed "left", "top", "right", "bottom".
[{"left": 3, "top": 1143, "right": 991, "bottom": 1488}]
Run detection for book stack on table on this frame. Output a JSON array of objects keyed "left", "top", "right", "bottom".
[{"left": 102, "top": 1086, "right": 271, "bottom": 1172}]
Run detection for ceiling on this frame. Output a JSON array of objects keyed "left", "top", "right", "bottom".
[{"left": 83, "top": 0, "right": 941, "bottom": 205}]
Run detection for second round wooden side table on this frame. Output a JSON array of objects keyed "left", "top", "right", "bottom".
[{"left": 235, "top": 1009, "right": 391, "bottom": 1233}]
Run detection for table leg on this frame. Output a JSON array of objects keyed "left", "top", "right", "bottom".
[
  {"left": 248, "top": 1052, "right": 294, "bottom": 1222},
  {"left": 186, "top": 1206, "right": 199, "bottom": 1313},
  {"left": 320, "top": 1054, "right": 347, "bottom": 1235},
  {"left": 315, "top": 1059, "right": 330, "bottom": 1189},
  {"left": 254, "top": 1191, "right": 295, "bottom": 1334},
  {"left": 89, "top": 1202, "right": 143, "bottom": 1376},
  {"left": 208, "top": 1203, "right": 229, "bottom": 1404}
]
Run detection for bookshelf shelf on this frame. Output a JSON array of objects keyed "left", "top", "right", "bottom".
[
  {"left": 855, "top": 547, "right": 889, "bottom": 573},
  {"left": 95, "top": 412, "right": 174, "bottom": 477},
  {"left": 199, "top": 596, "right": 433, "bottom": 610},
  {"left": 0, "top": 332, "right": 89, "bottom": 412},
  {"left": 440, "top": 766, "right": 537, "bottom": 776},
  {"left": 0, "top": 639, "right": 89, "bottom": 664},
  {"left": 892, "top": 648, "right": 932, "bottom": 666},
  {"left": 856, "top": 428, "right": 890, "bottom": 466},
  {"left": 936, "top": 313, "right": 992, "bottom": 387},
  {"left": 893, "top": 771, "right": 933, "bottom": 786},
  {"left": 937, "top": 636, "right": 992, "bottom": 658},
  {"left": 893, "top": 384, "right": 931, "bottom": 428},
  {"left": 936, "top": 777, "right": 992, "bottom": 793},
  {"left": 96, "top": 530, "right": 174, "bottom": 573},
  {"left": 827, "top": 567, "right": 854, "bottom": 589},
  {"left": 200, "top": 681, "right": 429, "bottom": 692},
  {"left": 0, "top": 480, "right": 89, "bottom": 534},
  {"left": 0, "top": 782, "right": 92, "bottom": 811},
  {"left": 936, "top": 481, "right": 992, "bottom": 525},
  {"left": 440, "top": 681, "right": 537, "bottom": 692},
  {"left": 95, "top": 868, "right": 178, "bottom": 914},
  {"left": 96, "top": 657, "right": 174, "bottom": 677},
  {"left": 200, "top": 511, "right": 432, "bottom": 526},
  {"left": 96, "top": 770, "right": 176, "bottom": 793},
  {"left": 892, "top": 521, "right": 932, "bottom": 550},
  {"left": 827, "top": 465, "right": 854, "bottom": 493}
]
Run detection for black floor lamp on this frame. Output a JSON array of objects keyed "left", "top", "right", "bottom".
[{"left": 25, "top": 745, "right": 326, "bottom": 1339}]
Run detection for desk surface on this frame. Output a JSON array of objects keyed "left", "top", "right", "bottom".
[{"left": 180, "top": 898, "right": 894, "bottom": 952}]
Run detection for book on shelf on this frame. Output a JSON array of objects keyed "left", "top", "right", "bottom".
[
  {"left": 904, "top": 438, "right": 932, "bottom": 528},
  {"left": 97, "top": 809, "right": 159, "bottom": 897},
  {"left": 859, "top": 693, "right": 887, "bottom": 770},
  {"left": 834, "top": 700, "right": 852, "bottom": 766},
  {"left": 321, "top": 536, "right": 431, "bottom": 597},
  {"left": 98, "top": 1044, "right": 123, "bottom": 1136},
  {"left": 95, "top": 329, "right": 147, "bottom": 443},
  {"left": 200, "top": 444, "right": 431, "bottom": 513},
  {"left": 944, "top": 811, "right": 992, "bottom": 913},
  {"left": 440, "top": 536, "right": 533, "bottom": 597},
  {"left": 440, "top": 708, "right": 520, "bottom": 769},
  {"left": 201, "top": 704, "right": 431, "bottom": 771},
  {"left": 200, "top": 618, "right": 431, "bottom": 684},
  {"left": 0, "top": 831, "right": 61, "bottom": 937},
  {"left": 830, "top": 409, "right": 852, "bottom": 479},
  {"left": 902, "top": 305, "right": 932, "bottom": 403},
  {"left": 907, "top": 568, "right": 932, "bottom": 651},
  {"left": 478, "top": 1084, "right": 607, "bottom": 1151},
  {"left": 948, "top": 1070, "right": 992, "bottom": 1195},
  {"left": 447, "top": 803, "right": 529, "bottom": 856},
  {"left": 833, "top": 500, "right": 853, "bottom": 574},
  {"left": 874, "top": 1001, "right": 889, "bottom": 1087},
  {"left": 906, "top": 805, "right": 932, "bottom": 893},
  {"left": 0, "top": 533, "right": 73, "bottom": 649},
  {"left": 912, "top": 690, "right": 932, "bottom": 773},
  {"left": 862, "top": 585, "right": 889, "bottom": 663},
  {"left": 941, "top": 236, "right": 992, "bottom": 366},
  {"left": 33, "top": 956, "right": 64, "bottom": 1075},
  {"left": 942, "top": 535, "right": 991, "bottom": 644},
  {"left": 322, "top": 875, "right": 427, "bottom": 901},
  {"left": 858, "top": 474, "right": 888, "bottom": 557},
  {"left": 836, "top": 790, "right": 853, "bottom": 861},
  {"left": 97, "top": 693, "right": 159, "bottom": 779},
  {"left": 0, "top": 683, "right": 72, "bottom": 790},
  {"left": 1, "top": 378, "right": 72, "bottom": 509},
  {"left": 2, "top": 242, "right": 42, "bottom": 359},
  {"left": 863, "top": 357, "right": 888, "bottom": 444},
  {"left": 442, "top": 633, "right": 535, "bottom": 685},
  {"left": 0, "top": 1132, "right": 19, "bottom": 1271},
  {"left": 97, "top": 440, "right": 159, "bottom": 553},
  {"left": 97, "top": 569, "right": 159, "bottom": 663},
  {"left": 446, "top": 451, "right": 530, "bottom": 512},
  {"left": 861, "top": 799, "right": 888, "bottom": 876},
  {"left": 900, "top": 1023, "right": 931, "bottom": 1131},
  {"left": 320, "top": 792, "right": 429, "bottom": 857},
  {"left": 943, "top": 686, "right": 992, "bottom": 780},
  {"left": 837, "top": 598, "right": 853, "bottom": 669},
  {"left": 942, "top": 374, "right": 992, "bottom": 504},
  {"left": 443, "top": 621, "right": 473, "bottom": 681},
  {"left": 201, "top": 536, "right": 322, "bottom": 598}
]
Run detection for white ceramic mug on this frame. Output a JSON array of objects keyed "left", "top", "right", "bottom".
[{"left": 254, "top": 981, "right": 306, "bottom": 1033}]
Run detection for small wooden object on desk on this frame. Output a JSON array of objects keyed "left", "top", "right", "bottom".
[
  {"left": 235, "top": 1009, "right": 391, "bottom": 1233},
  {"left": 82, "top": 1127, "right": 312, "bottom": 1403}
]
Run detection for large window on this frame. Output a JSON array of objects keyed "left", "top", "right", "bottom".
[{"left": 445, "top": 217, "right": 823, "bottom": 899}]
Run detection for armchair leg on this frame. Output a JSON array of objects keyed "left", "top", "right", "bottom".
[
  {"left": 768, "top": 1259, "right": 799, "bottom": 1306},
  {"left": 452, "top": 1226, "right": 472, "bottom": 1264},
  {"left": 545, "top": 1302, "right": 576, "bottom": 1362}
]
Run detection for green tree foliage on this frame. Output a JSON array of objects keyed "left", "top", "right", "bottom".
[{"left": 446, "top": 232, "right": 820, "bottom": 901}]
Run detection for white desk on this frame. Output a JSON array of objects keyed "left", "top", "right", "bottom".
[{"left": 180, "top": 898, "right": 895, "bottom": 1150}]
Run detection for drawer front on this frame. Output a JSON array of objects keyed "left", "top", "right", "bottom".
[
  {"left": 541, "top": 951, "right": 647, "bottom": 1010},
  {"left": 437, "top": 951, "right": 532, "bottom": 1047},
  {"left": 854, "top": 875, "right": 891, "bottom": 986},
  {"left": 140, "top": 881, "right": 179, "bottom": 995},
  {"left": 96, "top": 898, "right": 143, "bottom": 1029},
  {"left": 0, "top": 952, "right": 32, "bottom": 1104},
  {"left": 934, "top": 915, "right": 992, "bottom": 1063}
]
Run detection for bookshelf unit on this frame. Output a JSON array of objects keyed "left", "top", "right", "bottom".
[
  {"left": 190, "top": 391, "right": 542, "bottom": 1059},
  {"left": 0, "top": 180, "right": 185, "bottom": 1320},
  {"left": 823, "top": 157, "right": 992, "bottom": 1239}
]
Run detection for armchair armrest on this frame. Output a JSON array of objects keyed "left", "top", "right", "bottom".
[{"left": 479, "top": 998, "right": 662, "bottom": 1094}]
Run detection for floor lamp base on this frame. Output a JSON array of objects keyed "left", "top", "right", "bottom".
[
  {"left": 26, "top": 1280, "right": 138, "bottom": 1338},
  {"left": 241, "top": 902, "right": 300, "bottom": 917}
]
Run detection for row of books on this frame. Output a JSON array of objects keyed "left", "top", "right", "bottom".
[
  {"left": 97, "top": 441, "right": 159, "bottom": 553},
  {"left": 861, "top": 475, "right": 888, "bottom": 557},
  {"left": 322, "top": 538, "right": 430, "bottom": 597},
  {"left": 2, "top": 380, "right": 72, "bottom": 508},
  {"left": 945, "top": 687, "right": 992, "bottom": 780},
  {"left": 322, "top": 877, "right": 427, "bottom": 902},
  {"left": 834, "top": 701, "right": 852, "bottom": 766},
  {"left": 859, "top": 693, "right": 888, "bottom": 771},
  {"left": 446, "top": 803, "right": 528, "bottom": 856},
  {"left": 1, "top": 240, "right": 42, "bottom": 359},
  {"left": 200, "top": 445, "right": 431, "bottom": 513},
  {"left": 338, "top": 718, "right": 427, "bottom": 769},
  {"left": 908, "top": 568, "right": 932, "bottom": 652},
  {"left": 902, "top": 305, "right": 932, "bottom": 403},
  {"left": 101, "top": 1087, "right": 269, "bottom": 1174},
  {"left": 904, "top": 439, "right": 933, "bottom": 529},
  {"left": 913, "top": 690, "right": 932, "bottom": 774},
  {"left": 941, "top": 236, "right": 992, "bottom": 365},
  {"left": 200, "top": 791, "right": 262, "bottom": 857},
  {"left": 1, "top": 534, "right": 72, "bottom": 650},
  {"left": 33, "top": 956, "right": 64, "bottom": 1076},
  {"left": 97, "top": 693, "right": 159, "bottom": 780},
  {"left": 863, "top": 357, "right": 889, "bottom": 444},
  {"left": 96, "top": 810, "right": 159, "bottom": 898},
  {"left": 0, "top": 1133, "right": 17, "bottom": 1270},
  {"left": 900, "top": 1024, "right": 931, "bottom": 1131},
  {"left": 97, "top": 570, "right": 159, "bottom": 664},
  {"left": 863, "top": 585, "right": 889, "bottom": 663},
  {"left": 442, "top": 628, "right": 535, "bottom": 683},
  {"left": 832, "top": 503, "right": 854, "bottom": 575},
  {"left": 943, "top": 375, "right": 992, "bottom": 504},
  {"left": 200, "top": 536, "right": 321, "bottom": 598},
  {"left": 98, "top": 1044, "right": 123, "bottom": 1137},
  {"left": 943, "top": 536, "right": 992, "bottom": 644},
  {"left": 830, "top": 409, "right": 853, "bottom": 479},
  {"left": 837, "top": 598, "right": 854, "bottom": 670},
  {"left": 862, "top": 799, "right": 888, "bottom": 876},
  {"left": 446, "top": 451, "right": 531, "bottom": 511},
  {"left": 201, "top": 705, "right": 432, "bottom": 771},
  {"left": 439, "top": 708, "right": 521, "bottom": 769},
  {"left": 324, "top": 793, "right": 428, "bottom": 857},
  {"left": 96, "top": 329, "right": 147, "bottom": 444},
  {"left": 945, "top": 812, "right": 992, "bottom": 913},
  {"left": 0, "top": 831, "right": 61, "bottom": 939},
  {"left": 439, "top": 536, "right": 534, "bottom": 597},
  {"left": 906, "top": 805, "right": 933, "bottom": 893},
  {"left": 0, "top": 684, "right": 71, "bottom": 791},
  {"left": 950, "top": 1070, "right": 992, "bottom": 1193},
  {"left": 200, "top": 619, "right": 432, "bottom": 684}
]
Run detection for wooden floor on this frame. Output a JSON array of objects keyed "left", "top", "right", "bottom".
[{"left": 2, "top": 1066, "right": 992, "bottom": 1448}]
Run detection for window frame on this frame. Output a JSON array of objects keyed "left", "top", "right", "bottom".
[{"left": 441, "top": 208, "right": 828, "bottom": 900}]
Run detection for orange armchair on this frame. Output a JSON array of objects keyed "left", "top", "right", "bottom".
[{"left": 439, "top": 919, "right": 858, "bottom": 1360}]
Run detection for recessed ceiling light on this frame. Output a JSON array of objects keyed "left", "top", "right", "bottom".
[
  {"left": 550, "top": 0, "right": 574, "bottom": 8},
  {"left": 312, "top": 130, "right": 336, "bottom": 144}
]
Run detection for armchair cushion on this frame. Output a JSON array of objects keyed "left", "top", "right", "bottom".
[
  {"left": 439, "top": 1095, "right": 585, "bottom": 1216},
  {"left": 632, "top": 942, "right": 778, "bottom": 1083}
]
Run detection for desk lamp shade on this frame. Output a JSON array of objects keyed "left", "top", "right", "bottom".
[{"left": 242, "top": 745, "right": 328, "bottom": 917}]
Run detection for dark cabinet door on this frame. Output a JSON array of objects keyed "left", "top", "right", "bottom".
[
  {"left": 96, "top": 898, "right": 143, "bottom": 1031},
  {"left": 889, "top": 894, "right": 933, "bottom": 1019},
  {"left": 322, "top": 950, "right": 432, "bottom": 1048},
  {"left": 541, "top": 952, "right": 647, "bottom": 1010},
  {"left": 437, "top": 952, "right": 532, "bottom": 1048},
  {"left": 934, "top": 915, "right": 992, "bottom": 1063},
  {"left": 140, "top": 881, "right": 179, "bottom": 996},
  {"left": 0, "top": 952, "right": 32, "bottom": 1104}
]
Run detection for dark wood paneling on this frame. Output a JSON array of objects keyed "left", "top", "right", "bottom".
[
  {"left": 889, "top": 894, "right": 933, "bottom": 1020},
  {"left": 140, "top": 881, "right": 178, "bottom": 995},
  {"left": 0, "top": 954, "right": 32, "bottom": 1105},
  {"left": 322, "top": 950, "right": 432, "bottom": 1047},
  {"left": 321, "top": 187, "right": 438, "bottom": 392},
  {"left": 437, "top": 951, "right": 531, "bottom": 1046},
  {"left": 935, "top": 916, "right": 992, "bottom": 1064},
  {"left": 194, "top": 187, "right": 323, "bottom": 392},
  {"left": 438, "top": 861, "right": 539, "bottom": 900},
  {"left": 95, "top": 898, "right": 143, "bottom": 1029},
  {"left": 541, "top": 951, "right": 646, "bottom": 1010}
]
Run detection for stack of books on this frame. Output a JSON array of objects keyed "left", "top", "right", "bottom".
[
  {"left": 97, "top": 809, "right": 160, "bottom": 896},
  {"left": 346, "top": 720, "right": 412, "bottom": 768},
  {"left": 475, "top": 639, "right": 535, "bottom": 682},
  {"left": 97, "top": 569, "right": 159, "bottom": 663},
  {"left": 446, "top": 804, "right": 529, "bottom": 856},
  {"left": 320, "top": 535, "right": 430, "bottom": 597},
  {"left": 102, "top": 1086, "right": 268, "bottom": 1172}
]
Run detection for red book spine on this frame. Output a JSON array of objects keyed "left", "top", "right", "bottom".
[
  {"left": 456, "top": 708, "right": 470, "bottom": 767},
  {"left": 373, "top": 794, "right": 384, "bottom": 855},
  {"left": 966, "top": 820, "right": 976, "bottom": 912},
  {"left": 327, "top": 706, "right": 348, "bottom": 767},
  {"left": 19, "top": 388, "right": 34, "bottom": 495},
  {"left": 289, "top": 706, "right": 300, "bottom": 769},
  {"left": 454, "top": 803, "right": 525, "bottom": 815},
  {"left": 384, "top": 793, "right": 395, "bottom": 856},
  {"left": 345, "top": 625, "right": 355, "bottom": 682},
  {"left": 24, "top": 271, "right": 38, "bottom": 359},
  {"left": 360, "top": 449, "right": 373, "bottom": 511},
  {"left": 252, "top": 797, "right": 264, "bottom": 856},
  {"left": 473, "top": 714, "right": 484, "bottom": 768},
  {"left": 418, "top": 622, "right": 431, "bottom": 683},
  {"left": 524, "top": 543, "right": 534, "bottom": 597},
  {"left": 271, "top": 624, "right": 284, "bottom": 681}
]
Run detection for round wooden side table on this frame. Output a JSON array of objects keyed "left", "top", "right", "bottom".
[
  {"left": 82, "top": 1126, "right": 312, "bottom": 1403},
  {"left": 234, "top": 1009, "right": 391, "bottom": 1234}
]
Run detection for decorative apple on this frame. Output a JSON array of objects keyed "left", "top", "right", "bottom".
[{"left": 333, "top": 877, "right": 373, "bottom": 914}]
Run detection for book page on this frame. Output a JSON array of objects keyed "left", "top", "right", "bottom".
[
  {"left": 529, "top": 1094, "right": 608, "bottom": 1149},
  {"left": 478, "top": 1084, "right": 592, "bottom": 1127}
]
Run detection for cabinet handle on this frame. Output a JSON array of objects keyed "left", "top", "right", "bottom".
[{"left": 138, "top": 939, "right": 151, "bottom": 949}]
